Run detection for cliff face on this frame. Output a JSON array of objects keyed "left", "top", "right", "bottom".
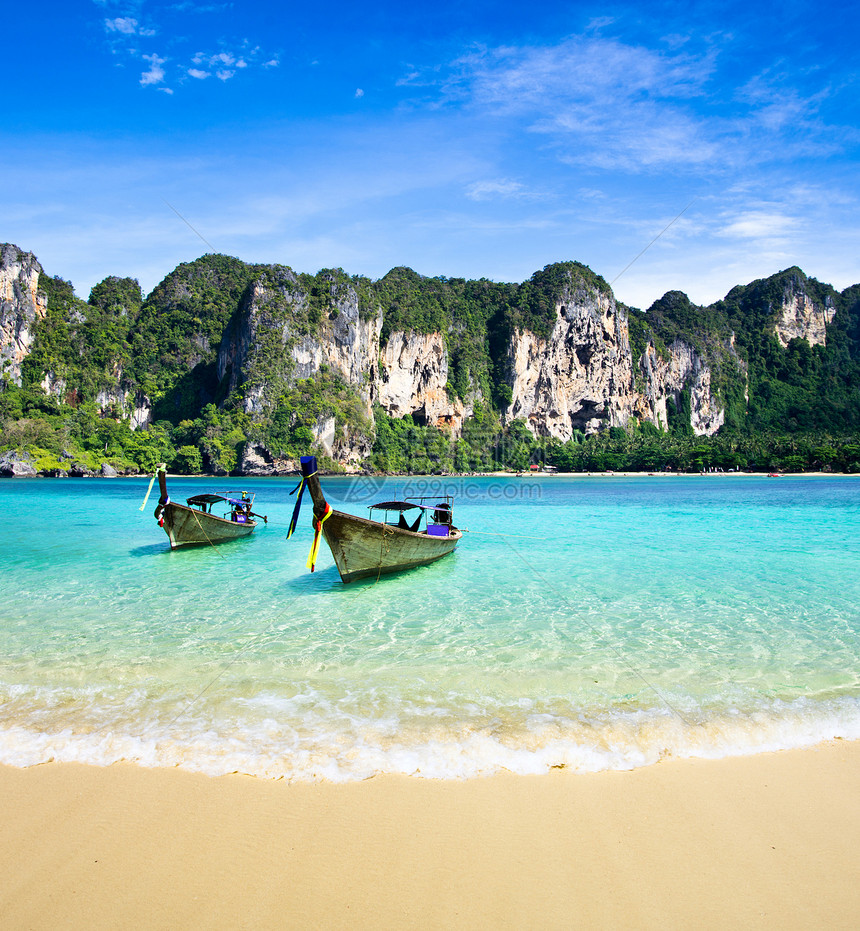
[
  {"left": 95, "top": 384, "right": 153, "bottom": 429},
  {"left": 218, "top": 268, "right": 383, "bottom": 417},
  {"left": 377, "top": 330, "right": 473, "bottom": 432},
  {"left": 219, "top": 263, "right": 736, "bottom": 452},
  {"left": 217, "top": 269, "right": 312, "bottom": 415},
  {"left": 775, "top": 276, "right": 835, "bottom": 348},
  {"left": 505, "top": 284, "right": 635, "bottom": 437},
  {"left": 502, "top": 274, "right": 732, "bottom": 439},
  {"left": 637, "top": 341, "right": 726, "bottom": 435},
  {"left": 216, "top": 269, "right": 474, "bottom": 455},
  {"left": 0, "top": 244, "right": 45, "bottom": 386},
  {"left": 2, "top": 252, "right": 733, "bottom": 452}
]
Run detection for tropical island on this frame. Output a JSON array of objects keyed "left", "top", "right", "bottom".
[{"left": 1, "top": 241, "right": 858, "bottom": 477}]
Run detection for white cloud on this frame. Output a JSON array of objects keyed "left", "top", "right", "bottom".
[
  {"left": 396, "top": 70, "right": 422, "bottom": 87},
  {"left": 404, "top": 36, "right": 723, "bottom": 173},
  {"left": 465, "top": 179, "right": 525, "bottom": 200},
  {"left": 355, "top": 88, "right": 365, "bottom": 98},
  {"left": 188, "top": 50, "right": 252, "bottom": 82},
  {"left": 718, "top": 210, "right": 799, "bottom": 241},
  {"left": 140, "top": 54, "right": 166, "bottom": 87},
  {"left": 105, "top": 17, "right": 138, "bottom": 35},
  {"left": 585, "top": 16, "right": 616, "bottom": 31},
  {"left": 404, "top": 31, "right": 849, "bottom": 176},
  {"left": 449, "top": 37, "right": 712, "bottom": 111},
  {"left": 104, "top": 15, "right": 155, "bottom": 38},
  {"left": 549, "top": 102, "right": 716, "bottom": 171},
  {"left": 99, "top": 6, "right": 273, "bottom": 92}
]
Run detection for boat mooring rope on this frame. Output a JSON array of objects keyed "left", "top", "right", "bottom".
[
  {"left": 189, "top": 507, "right": 230, "bottom": 560},
  {"left": 138, "top": 470, "right": 159, "bottom": 511}
]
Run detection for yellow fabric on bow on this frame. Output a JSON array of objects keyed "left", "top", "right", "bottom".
[{"left": 307, "top": 504, "right": 332, "bottom": 571}]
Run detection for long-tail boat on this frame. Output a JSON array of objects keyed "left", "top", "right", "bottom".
[
  {"left": 153, "top": 465, "right": 266, "bottom": 548},
  {"left": 289, "top": 455, "right": 461, "bottom": 582}
]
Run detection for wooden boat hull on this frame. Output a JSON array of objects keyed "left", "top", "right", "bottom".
[
  {"left": 320, "top": 509, "right": 461, "bottom": 582},
  {"left": 160, "top": 502, "right": 256, "bottom": 549}
]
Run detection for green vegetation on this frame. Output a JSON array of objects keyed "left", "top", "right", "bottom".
[
  {"left": 713, "top": 268, "right": 860, "bottom": 433},
  {"left": 261, "top": 368, "right": 372, "bottom": 461},
  {"left": 511, "top": 261, "right": 611, "bottom": 340},
  {"left": 1, "top": 251, "right": 858, "bottom": 476},
  {"left": 126, "top": 254, "right": 260, "bottom": 410},
  {"left": 546, "top": 430, "right": 860, "bottom": 474},
  {"left": 367, "top": 403, "right": 860, "bottom": 474}
]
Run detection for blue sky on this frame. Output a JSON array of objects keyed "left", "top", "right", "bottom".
[{"left": 3, "top": 1, "right": 859, "bottom": 309}]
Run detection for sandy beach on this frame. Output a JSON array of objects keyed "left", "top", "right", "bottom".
[{"left": 1, "top": 740, "right": 857, "bottom": 930}]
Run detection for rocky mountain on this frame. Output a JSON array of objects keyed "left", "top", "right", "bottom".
[
  {"left": 1, "top": 241, "right": 858, "bottom": 474},
  {"left": 0, "top": 244, "right": 45, "bottom": 386}
]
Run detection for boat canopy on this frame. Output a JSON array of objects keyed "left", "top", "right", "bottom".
[
  {"left": 186, "top": 493, "right": 247, "bottom": 508},
  {"left": 368, "top": 501, "right": 423, "bottom": 512}
]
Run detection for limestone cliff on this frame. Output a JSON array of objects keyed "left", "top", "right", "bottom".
[
  {"left": 216, "top": 267, "right": 474, "bottom": 461},
  {"left": 503, "top": 276, "right": 636, "bottom": 437},
  {"left": 774, "top": 273, "right": 835, "bottom": 348},
  {"left": 500, "top": 270, "right": 733, "bottom": 439},
  {"left": 96, "top": 384, "right": 153, "bottom": 430},
  {"left": 217, "top": 267, "right": 317, "bottom": 415},
  {"left": 377, "top": 330, "right": 473, "bottom": 433},
  {"left": 216, "top": 267, "right": 382, "bottom": 465},
  {"left": 0, "top": 244, "right": 46, "bottom": 386},
  {"left": 637, "top": 340, "right": 726, "bottom": 435},
  {"left": 217, "top": 262, "right": 736, "bottom": 451}
]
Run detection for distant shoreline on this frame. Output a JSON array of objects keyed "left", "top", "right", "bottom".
[{"left": 3, "top": 468, "right": 860, "bottom": 480}]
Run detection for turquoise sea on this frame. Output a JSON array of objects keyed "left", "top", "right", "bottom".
[{"left": 1, "top": 473, "right": 858, "bottom": 781}]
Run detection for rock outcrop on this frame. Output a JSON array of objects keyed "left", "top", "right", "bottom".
[
  {"left": 217, "top": 263, "right": 736, "bottom": 453},
  {"left": 96, "top": 384, "right": 153, "bottom": 430},
  {"left": 235, "top": 442, "right": 298, "bottom": 476},
  {"left": 500, "top": 273, "right": 734, "bottom": 439},
  {"left": 504, "top": 282, "right": 635, "bottom": 438},
  {"left": 377, "top": 330, "right": 472, "bottom": 432},
  {"left": 775, "top": 275, "right": 835, "bottom": 348},
  {"left": 637, "top": 340, "right": 726, "bottom": 435},
  {"left": 217, "top": 268, "right": 474, "bottom": 453},
  {"left": 0, "top": 449, "right": 37, "bottom": 476},
  {"left": 0, "top": 244, "right": 46, "bottom": 386},
  {"left": 218, "top": 269, "right": 380, "bottom": 415}
]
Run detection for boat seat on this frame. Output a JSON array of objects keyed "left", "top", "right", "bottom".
[{"left": 398, "top": 512, "right": 422, "bottom": 531}]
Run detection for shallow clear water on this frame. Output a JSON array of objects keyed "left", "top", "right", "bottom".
[{"left": 1, "top": 473, "right": 858, "bottom": 781}]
